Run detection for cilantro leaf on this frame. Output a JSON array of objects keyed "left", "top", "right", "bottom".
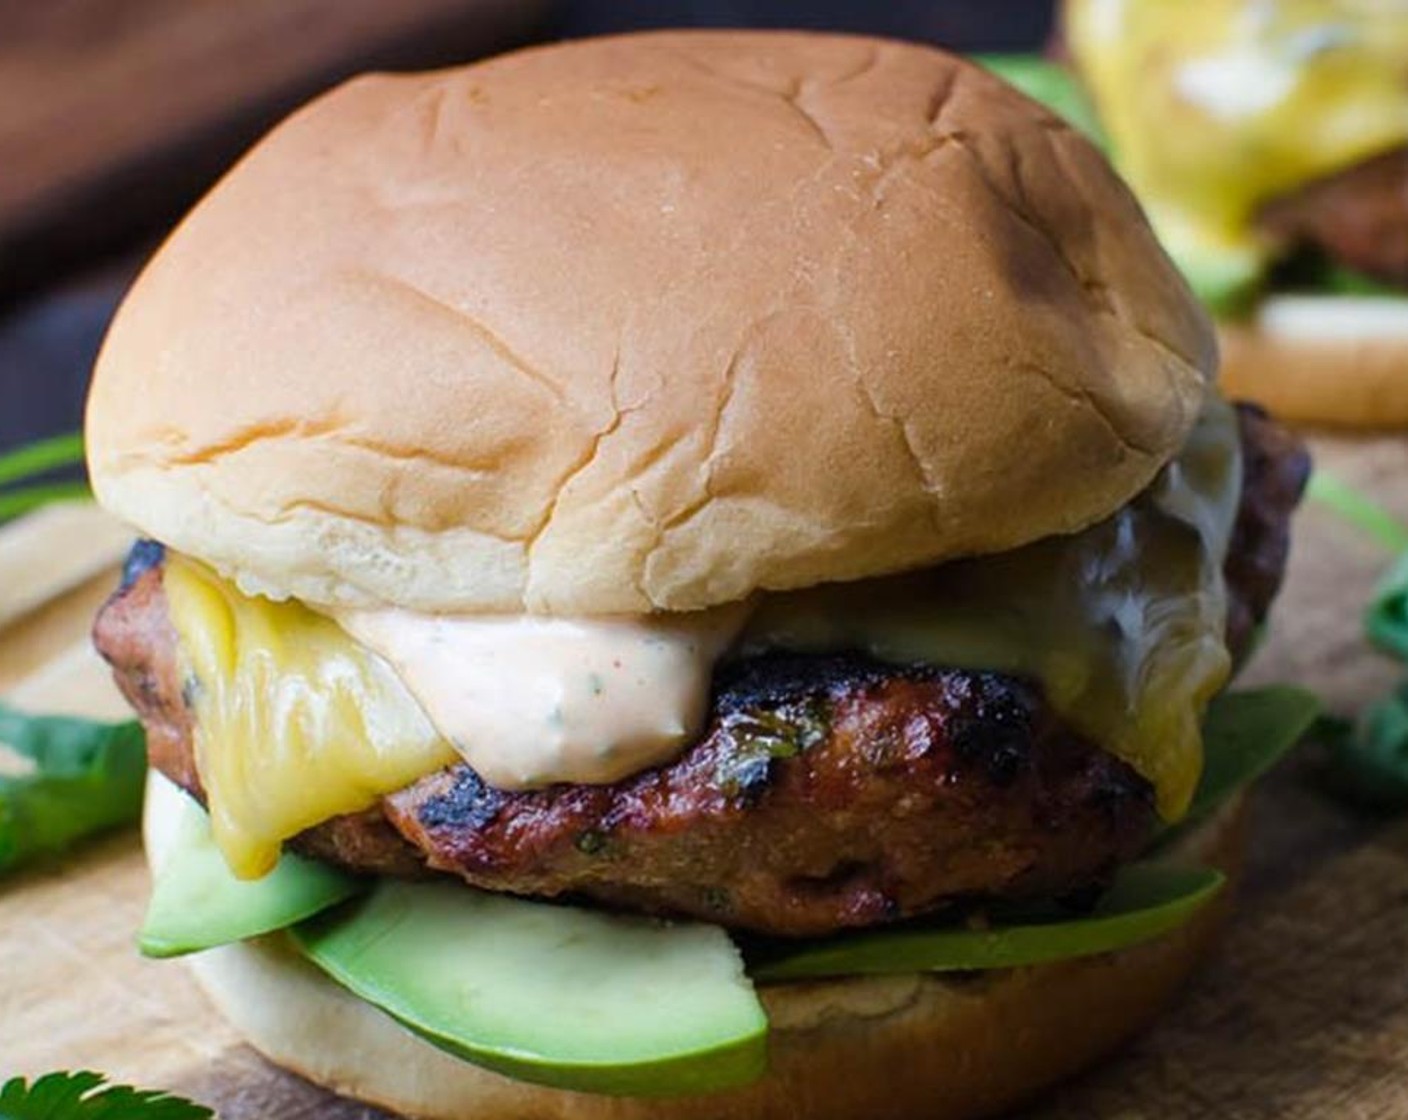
[
  {"left": 1302, "top": 471, "right": 1408, "bottom": 808},
  {"left": 0, "top": 704, "right": 147, "bottom": 874},
  {"left": 1369, "top": 550, "right": 1408, "bottom": 663},
  {"left": 0, "top": 1071, "right": 211, "bottom": 1120}
]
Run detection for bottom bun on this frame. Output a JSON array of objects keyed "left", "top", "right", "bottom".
[
  {"left": 144, "top": 774, "right": 1245, "bottom": 1120},
  {"left": 1219, "top": 294, "right": 1408, "bottom": 428}
]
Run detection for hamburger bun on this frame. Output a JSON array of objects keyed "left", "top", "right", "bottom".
[
  {"left": 144, "top": 772, "right": 1245, "bottom": 1120},
  {"left": 1218, "top": 295, "right": 1408, "bottom": 428},
  {"left": 85, "top": 30, "right": 1212, "bottom": 617}
]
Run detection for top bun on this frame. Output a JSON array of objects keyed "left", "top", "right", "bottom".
[{"left": 86, "top": 30, "right": 1213, "bottom": 615}]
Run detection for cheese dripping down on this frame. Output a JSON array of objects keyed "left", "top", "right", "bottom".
[
  {"left": 1066, "top": 0, "right": 1408, "bottom": 284},
  {"left": 164, "top": 394, "right": 1239, "bottom": 879},
  {"left": 745, "top": 393, "right": 1240, "bottom": 820}
]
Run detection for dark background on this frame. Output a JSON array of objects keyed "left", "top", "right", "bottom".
[
  {"left": 0, "top": 0, "right": 1052, "bottom": 455},
  {"left": 549, "top": 1, "right": 1051, "bottom": 45}
]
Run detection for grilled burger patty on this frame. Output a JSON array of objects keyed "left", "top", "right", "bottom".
[
  {"left": 95, "top": 405, "right": 1307, "bottom": 936},
  {"left": 1257, "top": 145, "right": 1408, "bottom": 287}
]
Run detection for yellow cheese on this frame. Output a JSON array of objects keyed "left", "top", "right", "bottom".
[
  {"left": 165, "top": 397, "right": 1238, "bottom": 876},
  {"left": 1067, "top": 0, "right": 1408, "bottom": 275},
  {"left": 164, "top": 558, "right": 457, "bottom": 878},
  {"left": 747, "top": 393, "right": 1239, "bottom": 820}
]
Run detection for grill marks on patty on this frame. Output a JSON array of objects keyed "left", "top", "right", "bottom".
[
  {"left": 92, "top": 405, "right": 1309, "bottom": 936},
  {"left": 384, "top": 662, "right": 1155, "bottom": 935}
]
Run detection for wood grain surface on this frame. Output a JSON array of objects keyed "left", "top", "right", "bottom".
[
  {"left": 0, "top": 0, "right": 547, "bottom": 303},
  {"left": 1, "top": 438, "right": 1406, "bottom": 1118}
]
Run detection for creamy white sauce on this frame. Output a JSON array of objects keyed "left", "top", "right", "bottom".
[{"left": 337, "top": 603, "right": 749, "bottom": 789}]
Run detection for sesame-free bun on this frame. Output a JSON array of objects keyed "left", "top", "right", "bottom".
[
  {"left": 144, "top": 773, "right": 1243, "bottom": 1120},
  {"left": 1218, "top": 295, "right": 1408, "bottom": 428},
  {"left": 87, "top": 30, "right": 1212, "bottom": 615}
]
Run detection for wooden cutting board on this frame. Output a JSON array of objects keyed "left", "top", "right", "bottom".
[{"left": 2, "top": 436, "right": 1407, "bottom": 1119}]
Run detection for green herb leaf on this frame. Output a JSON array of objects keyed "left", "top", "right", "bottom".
[
  {"left": 0, "top": 1071, "right": 211, "bottom": 1120},
  {"left": 1298, "top": 470, "right": 1408, "bottom": 810},
  {"left": 975, "top": 55, "right": 1106, "bottom": 147},
  {"left": 0, "top": 704, "right": 147, "bottom": 875},
  {"left": 1301, "top": 468, "right": 1408, "bottom": 658},
  {"left": 1369, "top": 550, "right": 1408, "bottom": 662},
  {"left": 1321, "top": 686, "right": 1408, "bottom": 811}
]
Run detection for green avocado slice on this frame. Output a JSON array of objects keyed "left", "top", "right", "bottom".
[
  {"left": 290, "top": 881, "right": 768, "bottom": 1098},
  {"left": 745, "top": 687, "right": 1317, "bottom": 982},
  {"left": 1172, "top": 686, "right": 1320, "bottom": 837},
  {"left": 140, "top": 685, "right": 1314, "bottom": 1092},
  {"left": 139, "top": 791, "right": 361, "bottom": 959},
  {"left": 744, "top": 861, "right": 1223, "bottom": 983}
]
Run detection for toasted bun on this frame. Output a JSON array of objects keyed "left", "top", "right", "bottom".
[
  {"left": 1219, "top": 295, "right": 1408, "bottom": 428},
  {"left": 144, "top": 772, "right": 1243, "bottom": 1120},
  {"left": 88, "top": 30, "right": 1212, "bottom": 615}
]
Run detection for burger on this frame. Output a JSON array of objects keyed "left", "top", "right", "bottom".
[
  {"left": 1057, "top": 0, "right": 1408, "bottom": 427},
  {"left": 86, "top": 30, "right": 1313, "bottom": 1120}
]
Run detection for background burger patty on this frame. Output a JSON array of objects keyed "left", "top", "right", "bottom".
[
  {"left": 94, "top": 405, "right": 1307, "bottom": 936},
  {"left": 1224, "top": 402, "right": 1309, "bottom": 662},
  {"left": 1257, "top": 146, "right": 1408, "bottom": 287}
]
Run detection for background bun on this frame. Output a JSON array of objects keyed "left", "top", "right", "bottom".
[
  {"left": 87, "top": 30, "right": 1212, "bottom": 614},
  {"left": 1219, "top": 295, "right": 1408, "bottom": 428},
  {"left": 145, "top": 773, "right": 1243, "bottom": 1120}
]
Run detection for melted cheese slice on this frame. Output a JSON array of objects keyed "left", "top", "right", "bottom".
[
  {"left": 165, "top": 397, "right": 1239, "bottom": 878},
  {"left": 745, "top": 395, "right": 1240, "bottom": 819},
  {"left": 1067, "top": 0, "right": 1408, "bottom": 277},
  {"left": 164, "top": 559, "right": 457, "bottom": 878}
]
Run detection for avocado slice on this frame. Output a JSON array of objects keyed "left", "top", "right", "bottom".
[
  {"left": 744, "top": 861, "right": 1223, "bottom": 982},
  {"left": 141, "top": 686, "right": 1313, "bottom": 1092},
  {"left": 291, "top": 881, "right": 768, "bottom": 1097},
  {"left": 1170, "top": 686, "right": 1319, "bottom": 839},
  {"left": 139, "top": 791, "right": 361, "bottom": 959},
  {"left": 745, "top": 688, "right": 1318, "bottom": 981}
]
